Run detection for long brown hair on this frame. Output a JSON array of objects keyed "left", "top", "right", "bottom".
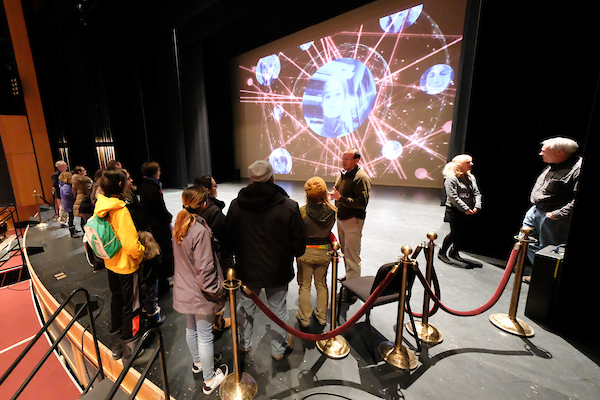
[{"left": 173, "top": 185, "right": 208, "bottom": 244}]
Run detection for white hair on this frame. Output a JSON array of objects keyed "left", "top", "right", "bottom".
[
  {"left": 542, "top": 137, "right": 579, "bottom": 154},
  {"left": 55, "top": 160, "right": 67, "bottom": 168},
  {"left": 442, "top": 154, "right": 472, "bottom": 178}
]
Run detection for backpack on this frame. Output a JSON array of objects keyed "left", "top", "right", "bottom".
[{"left": 84, "top": 213, "right": 122, "bottom": 260}]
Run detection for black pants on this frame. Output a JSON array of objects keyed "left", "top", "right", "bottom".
[
  {"left": 443, "top": 206, "right": 473, "bottom": 251},
  {"left": 107, "top": 269, "right": 141, "bottom": 340}
]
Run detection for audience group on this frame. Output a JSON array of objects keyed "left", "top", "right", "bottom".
[
  {"left": 50, "top": 148, "right": 372, "bottom": 395},
  {"left": 49, "top": 137, "right": 580, "bottom": 395}
]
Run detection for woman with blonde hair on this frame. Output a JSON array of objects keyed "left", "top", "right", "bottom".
[
  {"left": 172, "top": 185, "right": 228, "bottom": 395},
  {"left": 296, "top": 176, "right": 337, "bottom": 328},
  {"left": 439, "top": 154, "right": 483, "bottom": 268}
]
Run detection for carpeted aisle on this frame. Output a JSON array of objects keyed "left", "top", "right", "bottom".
[{"left": 0, "top": 281, "right": 81, "bottom": 400}]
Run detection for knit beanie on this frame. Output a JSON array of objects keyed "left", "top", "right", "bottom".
[
  {"left": 248, "top": 160, "right": 274, "bottom": 183},
  {"left": 304, "top": 176, "right": 328, "bottom": 201}
]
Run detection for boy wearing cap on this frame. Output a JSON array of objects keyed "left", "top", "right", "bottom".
[{"left": 226, "top": 160, "right": 306, "bottom": 360}]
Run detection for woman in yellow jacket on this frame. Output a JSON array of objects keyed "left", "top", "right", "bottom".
[{"left": 95, "top": 168, "right": 145, "bottom": 362}]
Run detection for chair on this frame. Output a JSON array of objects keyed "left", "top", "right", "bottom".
[{"left": 337, "top": 262, "right": 420, "bottom": 361}]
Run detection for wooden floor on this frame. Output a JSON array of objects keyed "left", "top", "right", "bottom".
[{"left": 20, "top": 180, "right": 600, "bottom": 400}]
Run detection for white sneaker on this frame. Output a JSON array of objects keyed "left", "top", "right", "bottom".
[
  {"left": 202, "top": 364, "right": 228, "bottom": 394},
  {"left": 192, "top": 353, "right": 223, "bottom": 374}
]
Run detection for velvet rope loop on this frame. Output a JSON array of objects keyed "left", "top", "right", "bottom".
[
  {"left": 242, "top": 245, "right": 519, "bottom": 342},
  {"left": 411, "top": 246, "right": 520, "bottom": 317},
  {"left": 243, "top": 263, "right": 401, "bottom": 342}
]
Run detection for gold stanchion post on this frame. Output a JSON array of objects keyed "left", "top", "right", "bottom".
[
  {"left": 406, "top": 232, "right": 443, "bottom": 344},
  {"left": 489, "top": 227, "right": 536, "bottom": 337},
  {"left": 220, "top": 269, "right": 258, "bottom": 400},
  {"left": 317, "top": 241, "right": 351, "bottom": 358},
  {"left": 378, "top": 245, "right": 419, "bottom": 370},
  {"left": 33, "top": 190, "right": 48, "bottom": 228}
]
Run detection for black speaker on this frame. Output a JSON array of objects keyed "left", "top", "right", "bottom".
[{"left": 525, "top": 245, "right": 564, "bottom": 328}]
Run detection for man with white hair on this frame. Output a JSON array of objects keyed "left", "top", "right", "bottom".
[
  {"left": 522, "top": 137, "right": 582, "bottom": 269},
  {"left": 51, "top": 160, "right": 68, "bottom": 226},
  {"left": 226, "top": 160, "right": 306, "bottom": 360}
]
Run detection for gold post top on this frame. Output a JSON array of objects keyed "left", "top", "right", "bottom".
[
  {"left": 227, "top": 268, "right": 236, "bottom": 281},
  {"left": 331, "top": 241, "right": 340, "bottom": 251},
  {"left": 520, "top": 227, "right": 534, "bottom": 238},
  {"left": 401, "top": 245, "right": 412, "bottom": 259},
  {"left": 427, "top": 232, "right": 437, "bottom": 241}
]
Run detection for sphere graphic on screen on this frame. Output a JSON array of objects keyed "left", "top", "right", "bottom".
[
  {"left": 382, "top": 141, "right": 403, "bottom": 160},
  {"left": 379, "top": 5, "right": 422, "bottom": 33},
  {"left": 419, "top": 64, "right": 454, "bottom": 95},
  {"left": 272, "top": 105, "right": 284, "bottom": 121},
  {"left": 302, "top": 58, "right": 377, "bottom": 139},
  {"left": 256, "top": 55, "right": 281, "bottom": 86},
  {"left": 269, "top": 148, "right": 292, "bottom": 174}
]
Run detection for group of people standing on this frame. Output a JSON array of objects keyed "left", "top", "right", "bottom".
[
  {"left": 438, "top": 137, "right": 581, "bottom": 277},
  {"left": 49, "top": 136, "right": 579, "bottom": 396},
  {"left": 168, "top": 147, "right": 371, "bottom": 393}
]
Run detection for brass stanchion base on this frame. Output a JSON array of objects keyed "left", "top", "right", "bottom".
[
  {"left": 220, "top": 372, "right": 258, "bottom": 400},
  {"left": 405, "top": 321, "right": 443, "bottom": 344},
  {"left": 317, "top": 336, "right": 351, "bottom": 359},
  {"left": 378, "top": 341, "right": 418, "bottom": 370},
  {"left": 489, "top": 313, "right": 534, "bottom": 337}
]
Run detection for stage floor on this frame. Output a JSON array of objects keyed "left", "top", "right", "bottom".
[{"left": 25, "top": 180, "right": 600, "bottom": 399}]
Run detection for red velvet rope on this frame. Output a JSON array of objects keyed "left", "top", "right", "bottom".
[
  {"left": 244, "top": 245, "right": 520, "bottom": 341},
  {"left": 413, "top": 246, "right": 520, "bottom": 316},
  {"left": 245, "top": 263, "right": 400, "bottom": 341}
]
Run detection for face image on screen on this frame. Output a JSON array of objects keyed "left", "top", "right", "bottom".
[{"left": 233, "top": 0, "right": 468, "bottom": 187}]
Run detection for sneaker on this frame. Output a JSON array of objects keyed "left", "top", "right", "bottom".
[
  {"left": 272, "top": 334, "right": 294, "bottom": 360},
  {"left": 192, "top": 353, "right": 223, "bottom": 374},
  {"left": 202, "top": 364, "right": 228, "bottom": 395},
  {"left": 238, "top": 343, "right": 251, "bottom": 353}
]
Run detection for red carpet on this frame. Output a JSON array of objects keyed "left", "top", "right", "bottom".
[{"left": 0, "top": 281, "right": 81, "bottom": 399}]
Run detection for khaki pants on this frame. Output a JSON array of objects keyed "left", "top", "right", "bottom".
[
  {"left": 296, "top": 250, "right": 329, "bottom": 326},
  {"left": 337, "top": 217, "right": 365, "bottom": 280}
]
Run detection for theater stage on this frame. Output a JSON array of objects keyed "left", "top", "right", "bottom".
[{"left": 24, "top": 181, "right": 600, "bottom": 399}]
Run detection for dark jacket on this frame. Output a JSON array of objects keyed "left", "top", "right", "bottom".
[
  {"left": 334, "top": 166, "right": 371, "bottom": 220},
  {"left": 51, "top": 170, "right": 62, "bottom": 199},
  {"left": 226, "top": 182, "right": 306, "bottom": 288},
  {"left": 139, "top": 177, "right": 172, "bottom": 245},
  {"left": 200, "top": 195, "right": 231, "bottom": 267}
]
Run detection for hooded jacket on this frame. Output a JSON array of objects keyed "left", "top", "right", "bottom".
[
  {"left": 172, "top": 216, "right": 226, "bottom": 316},
  {"left": 72, "top": 173, "right": 93, "bottom": 217},
  {"left": 59, "top": 181, "right": 75, "bottom": 212},
  {"left": 226, "top": 182, "right": 306, "bottom": 288},
  {"left": 94, "top": 194, "right": 145, "bottom": 275}
]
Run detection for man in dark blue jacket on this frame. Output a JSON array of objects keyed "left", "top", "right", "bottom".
[{"left": 226, "top": 160, "right": 306, "bottom": 360}]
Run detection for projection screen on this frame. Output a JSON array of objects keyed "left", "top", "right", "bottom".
[{"left": 232, "top": 0, "right": 469, "bottom": 188}]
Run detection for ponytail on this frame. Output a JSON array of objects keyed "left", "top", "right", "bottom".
[{"left": 173, "top": 185, "right": 208, "bottom": 244}]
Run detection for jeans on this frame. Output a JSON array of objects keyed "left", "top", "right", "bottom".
[
  {"left": 185, "top": 314, "right": 216, "bottom": 382},
  {"left": 237, "top": 284, "right": 289, "bottom": 357},
  {"left": 337, "top": 217, "right": 365, "bottom": 279},
  {"left": 522, "top": 206, "right": 571, "bottom": 264}
]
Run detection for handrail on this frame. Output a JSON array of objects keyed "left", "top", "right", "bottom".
[
  {"left": 106, "top": 328, "right": 170, "bottom": 400},
  {"left": 0, "top": 287, "right": 105, "bottom": 399}
]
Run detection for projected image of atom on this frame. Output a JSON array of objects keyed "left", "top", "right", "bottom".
[{"left": 238, "top": 2, "right": 464, "bottom": 187}]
